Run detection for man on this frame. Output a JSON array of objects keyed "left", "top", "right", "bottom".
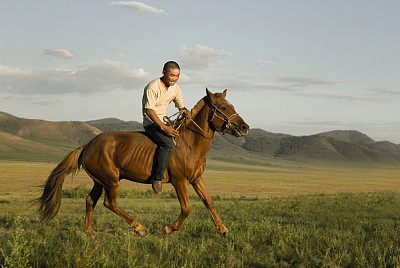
[{"left": 142, "top": 61, "right": 191, "bottom": 195}]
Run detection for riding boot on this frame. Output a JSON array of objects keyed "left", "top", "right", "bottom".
[{"left": 152, "top": 179, "right": 162, "bottom": 195}]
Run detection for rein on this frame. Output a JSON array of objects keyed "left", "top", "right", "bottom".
[
  {"left": 164, "top": 110, "right": 204, "bottom": 134},
  {"left": 163, "top": 111, "right": 208, "bottom": 145}
]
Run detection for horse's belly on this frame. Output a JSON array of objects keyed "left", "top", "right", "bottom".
[
  {"left": 83, "top": 131, "right": 160, "bottom": 184},
  {"left": 113, "top": 132, "right": 158, "bottom": 181}
]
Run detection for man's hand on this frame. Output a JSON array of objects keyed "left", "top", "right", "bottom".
[
  {"left": 183, "top": 110, "right": 191, "bottom": 118},
  {"left": 146, "top": 108, "right": 179, "bottom": 137},
  {"left": 180, "top": 108, "right": 191, "bottom": 119},
  {"left": 162, "top": 125, "right": 179, "bottom": 137}
]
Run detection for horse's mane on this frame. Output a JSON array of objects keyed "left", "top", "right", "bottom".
[
  {"left": 190, "top": 92, "right": 225, "bottom": 118},
  {"left": 190, "top": 96, "right": 207, "bottom": 118}
]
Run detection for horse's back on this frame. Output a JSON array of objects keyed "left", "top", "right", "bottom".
[{"left": 87, "top": 130, "right": 153, "bottom": 146}]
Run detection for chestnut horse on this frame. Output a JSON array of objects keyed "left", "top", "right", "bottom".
[{"left": 38, "top": 89, "right": 249, "bottom": 236}]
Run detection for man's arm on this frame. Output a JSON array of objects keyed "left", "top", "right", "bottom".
[{"left": 145, "top": 108, "right": 179, "bottom": 137}]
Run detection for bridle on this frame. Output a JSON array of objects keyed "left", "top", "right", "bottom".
[
  {"left": 164, "top": 96, "right": 241, "bottom": 140},
  {"left": 207, "top": 97, "right": 240, "bottom": 135}
]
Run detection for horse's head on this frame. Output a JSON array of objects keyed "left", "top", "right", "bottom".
[{"left": 206, "top": 88, "right": 249, "bottom": 137}]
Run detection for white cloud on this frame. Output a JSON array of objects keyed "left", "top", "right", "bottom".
[
  {"left": 369, "top": 88, "right": 400, "bottom": 95},
  {"left": 44, "top": 49, "right": 75, "bottom": 59},
  {"left": 212, "top": 79, "right": 298, "bottom": 92},
  {"left": 115, "top": 53, "right": 126, "bottom": 59},
  {"left": 257, "top": 60, "right": 282, "bottom": 67},
  {"left": 187, "top": 73, "right": 381, "bottom": 102},
  {"left": 179, "top": 45, "right": 232, "bottom": 70},
  {"left": 110, "top": 1, "right": 167, "bottom": 15},
  {"left": 296, "top": 91, "right": 376, "bottom": 101},
  {"left": 0, "top": 60, "right": 152, "bottom": 95},
  {"left": 270, "top": 74, "right": 343, "bottom": 86},
  {"left": 177, "top": 72, "right": 201, "bottom": 84},
  {"left": 186, "top": 71, "right": 342, "bottom": 92},
  {"left": 0, "top": 65, "right": 30, "bottom": 76}
]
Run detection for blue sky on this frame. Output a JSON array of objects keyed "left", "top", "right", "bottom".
[{"left": 1, "top": 0, "right": 399, "bottom": 143}]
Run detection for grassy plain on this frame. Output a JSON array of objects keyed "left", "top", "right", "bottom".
[
  {"left": 1, "top": 159, "right": 400, "bottom": 198},
  {"left": 1, "top": 160, "right": 400, "bottom": 267}
]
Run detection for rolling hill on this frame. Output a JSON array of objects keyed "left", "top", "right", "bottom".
[
  {"left": 0, "top": 112, "right": 101, "bottom": 160},
  {"left": 318, "top": 130, "right": 400, "bottom": 159},
  {"left": 0, "top": 112, "right": 399, "bottom": 164},
  {"left": 85, "top": 118, "right": 143, "bottom": 132},
  {"left": 219, "top": 129, "right": 400, "bottom": 164}
]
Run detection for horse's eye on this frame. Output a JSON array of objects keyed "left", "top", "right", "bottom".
[{"left": 221, "top": 107, "right": 227, "bottom": 111}]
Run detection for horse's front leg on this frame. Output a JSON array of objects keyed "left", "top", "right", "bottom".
[
  {"left": 162, "top": 179, "right": 190, "bottom": 235},
  {"left": 191, "top": 176, "right": 229, "bottom": 236}
]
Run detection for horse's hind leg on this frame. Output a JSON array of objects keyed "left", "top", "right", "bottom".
[
  {"left": 85, "top": 183, "right": 103, "bottom": 233},
  {"left": 103, "top": 185, "right": 146, "bottom": 236}
]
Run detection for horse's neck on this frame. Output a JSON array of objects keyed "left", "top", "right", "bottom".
[
  {"left": 192, "top": 104, "right": 214, "bottom": 138},
  {"left": 180, "top": 103, "right": 214, "bottom": 157}
]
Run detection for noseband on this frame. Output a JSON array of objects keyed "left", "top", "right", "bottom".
[{"left": 208, "top": 98, "right": 239, "bottom": 135}]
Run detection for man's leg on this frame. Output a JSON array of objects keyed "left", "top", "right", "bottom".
[{"left": 145, "top": 124, "right": 176, "bottom": 195}]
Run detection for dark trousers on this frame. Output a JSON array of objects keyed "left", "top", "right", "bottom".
[{"left": 144, "top": 124, "right": 176, "bottom": 180}]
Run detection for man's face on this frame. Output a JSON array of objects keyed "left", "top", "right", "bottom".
[{"left": 162, "top": 68, "right": 180, "bottom": 87}]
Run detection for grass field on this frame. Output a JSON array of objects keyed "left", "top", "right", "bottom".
[
  {"left": 1, "top": 159, "right": 400, "bottom": 198},
  {"left": 1, "top": 160, "right": 400, "bottom": 267}
]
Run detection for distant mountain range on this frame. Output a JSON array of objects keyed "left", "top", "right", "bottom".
[{"left": 1, "top": 111, "right": 399, "bottom": 164}]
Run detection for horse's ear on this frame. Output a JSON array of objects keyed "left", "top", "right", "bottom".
[
  {"left": 206, "top": 88, "right": 216, "bottom": 102},
  {"left": 222, "top": 89, "right": 227, "bottom": 98}
]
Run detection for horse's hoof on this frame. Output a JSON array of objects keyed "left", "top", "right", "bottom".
[
  {"left": 85, "top": 229, "right": 98, "bottom": 236},
  {"left": 135, "top": 228, "right": 146, "bottom": 236},
  {"left": 162, "top": 225, "right": 172, "bottom": 235},
  {"left": 220, "top": 230, "right": 229, "bottom": 238},
  {"left": 218, "top": 225, "right": 229, "bottom": 237}
]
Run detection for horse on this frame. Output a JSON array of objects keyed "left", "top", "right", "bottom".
[{"left": 38, "top": 89, "right": 249, "bottom": 236}]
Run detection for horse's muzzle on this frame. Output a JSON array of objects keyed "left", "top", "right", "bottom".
[{"left": 233, "top": 123, "right": 249, "bottom": 137}]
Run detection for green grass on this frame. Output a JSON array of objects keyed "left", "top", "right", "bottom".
[
  {"left": 1, "top": 192, "right": 400, "bottom": 267},
  {"left": 1, "top": 160, "right": 400, "bottom": 267}
]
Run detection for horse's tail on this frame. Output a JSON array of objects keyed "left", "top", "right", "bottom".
[{"left": 37, "top": 144, "right": 86, "bottom": 223}]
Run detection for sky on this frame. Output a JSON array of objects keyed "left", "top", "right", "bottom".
[{"left": 1, "top": 0, "right": 400, "bottom": 143}]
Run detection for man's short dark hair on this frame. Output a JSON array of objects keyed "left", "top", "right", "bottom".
[{"left": 163, "top": 61, "right": 180, "bottom": 73}]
